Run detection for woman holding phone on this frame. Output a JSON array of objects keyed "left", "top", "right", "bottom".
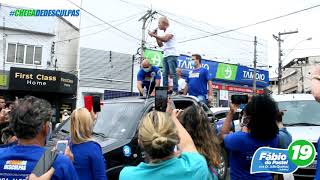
[
  {"left": 120, "top": 107, "right": 209, "bottom": 180},
  {"left": 221, "top": 95, "right": 279, "bottom": 180},
  {"left": 69, "top": 108, "right": 107, "bottom": 180}
]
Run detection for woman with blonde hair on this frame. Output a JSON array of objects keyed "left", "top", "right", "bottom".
[
  {"left": 120, "top": 108, "right": 210, "bottom": 180},
  {"left": 70, "top": 108, "right": 107, "bottom": 180}
]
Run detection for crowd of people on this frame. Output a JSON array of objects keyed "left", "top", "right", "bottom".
[{"left": 0, "top": 15, "right": 319, "bottom": 180}]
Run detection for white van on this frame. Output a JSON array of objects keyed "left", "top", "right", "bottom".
[{"left": 273, "top": 94, "right": 319, "bottom": 179}]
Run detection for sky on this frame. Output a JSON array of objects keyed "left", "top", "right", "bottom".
[{"left": 1, "top": 0, "right": 320, "bottom": 77}]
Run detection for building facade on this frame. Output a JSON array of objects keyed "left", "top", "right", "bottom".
[
  {"left": 0, "top": 4, "right": 79, "bottom": 124},
  {"left": 268, "top": 77, "right": 279, "bottom": 94},
  {"left": 281, "top": 56, "right": 320, "bottom": 94},
  {"left": 76, "top": 47, "right": 137, "bottom": 107}
]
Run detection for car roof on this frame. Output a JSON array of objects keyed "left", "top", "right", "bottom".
[
  {"left": 272, "top": 94, "right": 316, "bottom": 102},
  {"left": 102, "top": 95, "right": 199, "bottom": 104},
  {"left": 210, "top": 107, "right": 241, "bottom": 114}
]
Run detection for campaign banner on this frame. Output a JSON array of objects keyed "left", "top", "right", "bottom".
[
  {"left": 177, "top": 55, "right": 218, "bottom": 80},
  {"left": 236, "top": 66, "right": 269, "bottom": 87},
  {"left": 144, "top": 49, "right": 163, "bottom": 68},
  {"left": 215, "top": 63, "right": 238, "bottom": 81},
  {"left": 251, "top": 147, "right": 298, "bottom": 174},
  {"left": 251, "top": 140, "right": 316, "bottom": 174}
]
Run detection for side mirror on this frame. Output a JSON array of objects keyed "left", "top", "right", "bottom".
[{"left": 55, "top": 123, "right": 61, "bottom": 129}]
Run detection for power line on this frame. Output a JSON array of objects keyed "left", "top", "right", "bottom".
[
  {"left": 65, "top": 0, "right": 141, "bottom": 42},
  {"left": 284, "top": 48, "right": 320, "bottom": 51},
  {"left": 156, "top": 9, "right": 253, "bottom": 39},
  {"left": 178, "top": 4, "right": 320, "bottom": 43},
  {"left": 55, "top": 14, "right": 140, "bottom": 43},
  {"left": 156, "top": 12, "right": 254, "bottom": 43},
  {"left": 57, "top": 11, "right": 146, "bottom": 33},
  {"left": 118, "top": 0, "right": 148, "bottom": 11}
]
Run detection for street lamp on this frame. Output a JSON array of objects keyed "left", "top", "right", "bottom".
[{"left": 283, "top": 37, "right": 312, "bottom": 61}]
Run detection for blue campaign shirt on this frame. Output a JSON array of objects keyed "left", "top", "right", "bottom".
[
  {"left": 0, "top": 145, "right": 78, "bottom": 180},
  {"left": 278, "top": 128, "right": 292, "bottom": 149},
  {"left": 119, "top": 152, "right": 209, "bottom": 180},
  {"left": 224, "top": 131, "right": 279, "bottom": 180},
  {"left": 186, "top": 67, "right": 210, "bottom": 97},
  {"left": 137, "top": 66, "right": 161, "bottom": 87},
  {"left": 71, "top": 141, "right": 107, "bottom": 180},
  {"left": 315, "top": 137, "right": 320, "bottom": 180}
]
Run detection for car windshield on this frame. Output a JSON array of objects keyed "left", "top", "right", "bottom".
[
  {"left": 60, "top": 102, "right": 144, "bottom": 139},
  {"left": 277, "top": 100, "right": 320, "bottom": 126}
]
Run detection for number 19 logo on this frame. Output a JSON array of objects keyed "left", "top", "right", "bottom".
[{"left": 288, "top": 140, "right": 316, "bottom": 167}]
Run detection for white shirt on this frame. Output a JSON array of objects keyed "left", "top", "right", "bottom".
[
  {"left": 178, "top": 78, "right": 186, "bottom": 91},
  {"left": 162, "top": 27, "right": 179, "bottom": 57}
]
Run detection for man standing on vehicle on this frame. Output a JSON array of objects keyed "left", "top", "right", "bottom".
[
  {"left": 311, "top": 65, "right": 320, "bottom": 180},
  {"left": 184, "top": 54, "right": 213, "bottom": 105},
  {"left": 148, "top": 16, "right": 179, "bottom": 95},
  {"left": 137, "top": 59, "right": 161, "bottom": 96}
]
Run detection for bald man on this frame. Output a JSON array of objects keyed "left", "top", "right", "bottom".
[
  {"left": 137, "top": 59, "right": 161, "bottom": 96},
  {"left": 148, "top": 16, "right": 179, "bottom": 95}
]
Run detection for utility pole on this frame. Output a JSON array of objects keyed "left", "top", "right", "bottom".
[
  {"left": 139, "top": 10, "right": 156, "bottom": 61},
  {"left": 273, "top": 30, "right": 298, "bottom": 94},
  {"left": 3, "top": 17, "right": 6, "bottom": 76},
  {"left": 51, "top": 42, "right": 56, "bottom": 70},
  {"left": 300, "top": 66, "right": 304, "bottom": 93},
  {"left": 253, "top": 36, "right": 257, "bottom": 95}
]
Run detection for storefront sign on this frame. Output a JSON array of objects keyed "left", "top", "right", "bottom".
[
  {"left": 219, "top": 90, "right": 229, "bottom": 100},
  {"left": 143, "top": 50, "right": 269, "bottom": 88},
  {"left": 236, "top": 66, "right": 269, "bottom": 87},
  {"left": 177, "top": 55, "right": 218, "bottom": 80},
  {"left": 212, "top": 83, "right": 264, "bottom": 94},
  {"left": 60, "top": 71, "right": 77, "bottom": 94},
  {"left": 0, "top": 72, "right": 9, "bottom": 89},
  {"left": 215, "top": 63, "right": 238, "bottom": 81},
  {"left": 144, "top": 49, "right": 163, "bottom": 68},
  {"left": 9, "top": 67, "right": 77, "bottom": 94}
]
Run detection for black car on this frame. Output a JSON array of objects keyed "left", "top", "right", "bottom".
[{"left": 51, "top": 95, "right": 228, "bottom": 180}]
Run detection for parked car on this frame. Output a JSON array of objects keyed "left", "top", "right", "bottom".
[
  {"left": 210, "top": 107, "right": 242, "bottom": 134},
  {"left": 273, "top": 94, "right": 320, "bottom": 180},
  {"left": 51, "top": 95, "right": 228, "bottom": 180}
]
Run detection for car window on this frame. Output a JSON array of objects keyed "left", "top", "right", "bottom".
[
  {"left": 94, "top": 102, "right": 145, "bottom": 139},
  {"left": 60, "top": 102, "right": 145, "bottom": 139},
  {"left": 277, "top": 100, "right": 320, "bottom": 126},
  {"left": 215, "top": 112, "right": 227, "bottom": 120}
]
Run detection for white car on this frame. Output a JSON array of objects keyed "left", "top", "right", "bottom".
[
  {"left": 210, "top": 107, "right": 242, "bottom": 133},
  {"left": 273, "top": 94, "right": 319, "bottom": 179}
]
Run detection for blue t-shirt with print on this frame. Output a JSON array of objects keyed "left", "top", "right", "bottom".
[
  {"left": 119, "top": 152, "right": 209, "bottom": 180},
  {"left": 0, "top": 145, "right": 78, "bottom": 180},
  {"left": 224, "top": 131, "right": 279, "bottom": 180},
  {"left": 137, "top": 66, "right": 161, "bottom": 87},
  {"left": 71, "top": 141, "right": 107, "bottom": 180},
  {"left": 315, "top": 137, "right": 320, "bottom": 180},
  {"left": 186, "top": 67, "right": 210, "bottom": 97}
]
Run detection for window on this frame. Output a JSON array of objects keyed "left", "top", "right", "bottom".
[
  {"left": 34, "top": 47, "right": 42, "bottom": 65},
  {"left": 6, "top": 43, "right": 42, "bottom": 65},
  {"left": 7, "top": 44, "right": 16, "bottom": 62},
  {"left": 16, "top": 44, "right": 25, "bottom": 63},
  {"left": 25, "top": 45, "right": 34, "bottom": 64}
]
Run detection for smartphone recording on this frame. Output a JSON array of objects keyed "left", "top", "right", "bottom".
[{"left": 231, "top": 94, "right": 249, "bottom": 104}]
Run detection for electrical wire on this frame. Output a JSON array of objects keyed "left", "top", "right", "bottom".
[
  {"left": 157, "top": 12, "right": 254, "bottom": 43},
  {"left": 55, "top": 13, "right": 140, "bottom": 43},
  {"left": 178, "top": 4, "right": 320, "bottom": 43},
  {"left": 65, "top": 0, "right": 141, "bottom": 42}
]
